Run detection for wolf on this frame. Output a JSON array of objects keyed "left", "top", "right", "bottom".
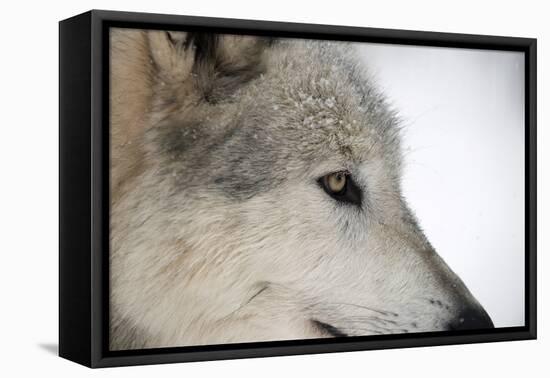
[{"left": 109, "top": 28, "right": 494, "bottom": 350}]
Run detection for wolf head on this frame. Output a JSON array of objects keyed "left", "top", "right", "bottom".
[{"left": 110, "top": 29, "right": 493, "bottom": 349}]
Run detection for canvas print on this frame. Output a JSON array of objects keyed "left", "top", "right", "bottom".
[{"left": 109, "top": 28, "right": 525, "bottom": 350}]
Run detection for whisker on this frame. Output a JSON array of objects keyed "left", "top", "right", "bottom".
[
  {"left": 344, "top": 318, "right": 400, "bottom": 328},
  {"left": 344, "top": 317, "right": 400, "bottom": 327},
  {"left": 325, "top": 302, "right": 399, "bottom": 317},
  {"left": 342, "top": 322, "right": 398, "bottom": 333}
]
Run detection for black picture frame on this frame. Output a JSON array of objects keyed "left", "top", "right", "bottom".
[{"left": 59, "top": 9, "right": 537, "bottom": 368}]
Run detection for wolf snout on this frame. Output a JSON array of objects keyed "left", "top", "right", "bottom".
[{"left": 448, "top": 306, "right": 494, "bottom": 331}]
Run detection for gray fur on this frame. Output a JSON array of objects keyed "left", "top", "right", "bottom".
[
  {"left": 109, "top": 29, "right": 492, "bottom": 350},
  {"left": 150, "top": 37, "right": 401, "bottom": 201}
]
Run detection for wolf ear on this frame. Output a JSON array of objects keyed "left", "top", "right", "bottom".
[
  {"left": 148, "top": 31, "right": 196, "bottom": 82},
  {"left": 148, "top": 31, "right": 271, "bottom": 103}
]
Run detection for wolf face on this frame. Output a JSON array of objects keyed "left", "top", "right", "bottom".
[{"left": 109, "top": 29, "right": 493, "bottom": 350}]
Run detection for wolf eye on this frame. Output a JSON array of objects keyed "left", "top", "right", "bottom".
[
  {"left": 326, "top": 172, "right": 347, "bottom": 193},
  {"left": 318, "top": 171, "right": 362, "bottom": 206}
]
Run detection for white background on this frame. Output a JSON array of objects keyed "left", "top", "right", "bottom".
[
  {"left": 0, "top": 0, "right": 547, "bottom": 377},
  {"left": 358, "top": 44, "right": 525, "bottom": 327}
]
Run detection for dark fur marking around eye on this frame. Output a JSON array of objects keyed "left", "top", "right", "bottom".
[{"left": 318, "top": 173, "right": 362, "bottom": 207}]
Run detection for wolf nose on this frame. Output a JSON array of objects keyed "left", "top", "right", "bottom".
[{"left": 449, "top": 307, "right": 494, "bottom": 331}]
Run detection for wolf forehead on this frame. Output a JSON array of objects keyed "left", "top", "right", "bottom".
[{"left": 153, "top": 39, "right": 402, "bottom": 200}]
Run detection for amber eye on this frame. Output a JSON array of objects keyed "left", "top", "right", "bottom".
[
  {"left": 325, "top": 172, "right": 347, "bottom": 194},
  {"left": 318, "top": 170, "right": 362, "bottom": 206}
]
